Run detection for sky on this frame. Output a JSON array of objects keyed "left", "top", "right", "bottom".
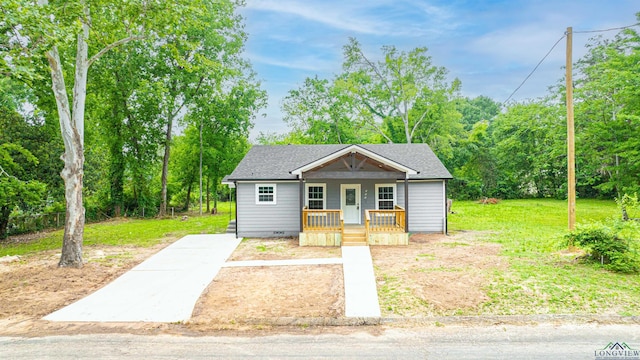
[{"left": 238, "top": 0, "right": 639, "bottom": 138}]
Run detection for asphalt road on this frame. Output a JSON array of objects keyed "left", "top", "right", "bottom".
[{"left": 2, "top": 324, "right": 639, "bottom": 359}]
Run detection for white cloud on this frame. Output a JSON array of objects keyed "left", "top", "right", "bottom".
[
  {"left": 247, "top": 52, "right": 336, "bottom": 72},
  {"left": 245, "top": 0, "right": 385, "bottom": 35},
  {"left": 244, "top": 0, "right": 457, "bottom": 38}
]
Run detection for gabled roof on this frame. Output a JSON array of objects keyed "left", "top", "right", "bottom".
[
  {"left": 290, "top": 144, "right": 418, "bottom": 176},
  {"left": 224, "top": 144, "right": 453, "bottom": 182}
]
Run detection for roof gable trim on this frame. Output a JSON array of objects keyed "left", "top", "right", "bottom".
[{"left": 290, "top": 145, "right": 418, "bottom": 176}]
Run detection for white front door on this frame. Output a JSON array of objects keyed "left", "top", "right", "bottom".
[{"left": 341, "top": 184, "right": 361, "bottom": 224}]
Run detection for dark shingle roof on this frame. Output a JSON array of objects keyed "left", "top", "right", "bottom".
[{"left": 224, "top": 144, "right": 452, "bottom": 181}]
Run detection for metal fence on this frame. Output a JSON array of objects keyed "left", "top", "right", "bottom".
[
  {"left": 8, "top": 211, "right": 119, "bottom": 236},
  {"left": 7, "top": 205, "right": 224, "bottom": 236}
]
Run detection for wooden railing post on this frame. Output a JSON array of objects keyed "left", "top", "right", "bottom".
[
  {"left": 340, "top": 210, "right": 344, "bottom": 245},
  {"left": 365, "top": 210, "right": 370, "bottom": 243}
]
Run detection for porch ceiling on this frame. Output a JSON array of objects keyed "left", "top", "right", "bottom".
[{"left": 303, "top": 152, "right": 405, "bottom": 179}]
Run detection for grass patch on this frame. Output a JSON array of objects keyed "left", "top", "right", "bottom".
[
  {"left": 256, "top": 244, "right": 268, "bottom": 252},
  {"left": 0, "top": 203, "right": 235, "bottom": 257},
  {"left": 449, "top": 199, "right": 640, "bottom": 315},
  {"left": 377, "top": 273, "right": 420, "bottom": 315}
]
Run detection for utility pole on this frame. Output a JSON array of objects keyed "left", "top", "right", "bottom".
[
  {"left": 199, "top": 119, "right": 203, "bottom": 216},
  {"left": 566, "top": 27, "right": 576, "bottom": 230}
]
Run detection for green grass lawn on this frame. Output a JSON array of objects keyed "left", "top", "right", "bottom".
[
  {"left": 0, "top": 202, "right": 236, "bottom": 257},
  {"left": 449, "top": 199, "right": 640, "bottom": 316}
]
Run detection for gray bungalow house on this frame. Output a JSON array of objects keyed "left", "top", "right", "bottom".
[{"left": 223, "top": 144, "right": 452, "bottom": 246}]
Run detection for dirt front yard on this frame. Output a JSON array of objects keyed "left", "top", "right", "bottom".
[
  {"left": 372, "top": 232, "right": 505, "bottom": 317},
  {"left": 0, "top": 232, "right": 501, "bottom": 336}
]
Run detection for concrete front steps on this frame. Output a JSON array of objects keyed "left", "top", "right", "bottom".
[{"left": 342, "top": 226, "right": 367, "bottom": 246}]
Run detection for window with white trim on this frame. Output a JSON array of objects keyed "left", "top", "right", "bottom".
[
  {"left": 305, "top": 183, "right": 326, "bottom": 210},
  {"left": 375, "top": 184, "right": 396, "bottom": 210},
  {"left": 255, "top": 184, "right": 276, "bottom": 204}
]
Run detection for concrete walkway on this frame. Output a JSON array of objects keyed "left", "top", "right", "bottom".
[
  {"left": 44, "top": 234, "right": 241, "bottom": 323},
  {"left": 341, "top": 246, "right": 381, "bottom": 318},
  {"left": 224, "top": 258, "right": 342, "bottom": 267}
]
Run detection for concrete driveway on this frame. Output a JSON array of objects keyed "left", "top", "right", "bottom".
[{"left": 45, "top": 234, "right": 241, "bottom": 322}]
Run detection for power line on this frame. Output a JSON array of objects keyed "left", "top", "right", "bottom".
[
  {"left": 574, "top": 23, "right": 640, "bottom": 34},
  {"left": 503, "top": 34, "right": 565, "bottom": 104},
  {"left": 502, "top": 22, "right": 640, "bottom": 105}
]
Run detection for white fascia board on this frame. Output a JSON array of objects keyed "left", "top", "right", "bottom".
[{"left": 290, "top": 144, "right": 418, "bottom": 176}]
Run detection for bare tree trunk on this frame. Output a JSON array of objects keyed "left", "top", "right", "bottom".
[
  {"left": 206, "top": 175, "right": 210, "bottom": 213},
  {"left": 0, "top": 205, "right": 10, "bottom": 240},
  {"left": 39, "top": 1, "right": 146, "bottom": 267},
  {"left": 47, "top": 41, "right": 86, "bottom": 268},
  {"left": 213, "top": 176, "right": 219, "bottom": 210},
  {"left": 159, "top": 114, "right": 172, "bottom": 217},
  {"left": 199, "top": 119, "right": 203, "bottom": 216},
  {"left": 184, "top": 182, "right": 192, "bottom": 211}
]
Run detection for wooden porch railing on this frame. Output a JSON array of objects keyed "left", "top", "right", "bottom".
[
  {"left": 302, "top": 208, "right": 343, "bottom": 232},
  {"left": 366, "top": 205, "right": 406, "bottom": 233}
]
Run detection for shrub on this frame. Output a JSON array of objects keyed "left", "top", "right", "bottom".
[
  {"left": 566, "top": 222, "right": 640, "bottom": 274},
  {"left": 616, "top": 193, "right": 640, "bottom": 221}
]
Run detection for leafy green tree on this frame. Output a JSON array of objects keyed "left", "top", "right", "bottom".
[
  {"left": 1, "top": 0, "right": 254, "bottom": 266},
  {"left": 155, "top": 0, "right": 252, "bottom": 217},
  {"left": 574, "top": 28, "right": 640, "bottom": 200},
  {"left": 282, "top": 76, "right": 360, "bottom": 144},
  {"left": 1, "top": 0, "right": 197, "bottom": 267},
  {"left": 447, "top": 96, "right": 501, "bottom": 199},
  {"left": 88, "top": 40, "right": 165, "bottom": 217},
  {"left": 449, "top": 120, "right": 496, "bottom": 199},
  {"left": 457, "top": 95, "right": 501, "bottom": 130},
  {"left": 0, "top": 142, "right": 46, "bottom": 239},
  {"left": 190, "top": 78, "right": 266, "bottom": 213},
  {"left": 340, "top": 37, "right": 461, "bottom": 144},
  {"left": 491, "top": 100, "right": 566, "bottom": 198}
]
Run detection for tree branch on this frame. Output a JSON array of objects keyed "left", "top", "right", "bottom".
[
  {"left": 354, "top": 103, "right": 393, "bottom": 143},
  {"left": 88, "top": 35, "right": 146, "bottom": 67},
  {"left": 410, "top": 109, "right": 430, "bottom": 140},
  {"left": 0, "top": 164, "right": 19, "bottom": 180}
]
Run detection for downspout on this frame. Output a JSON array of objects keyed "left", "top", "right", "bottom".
[
  {"left": 299, "top": 176, "right": 304, "bottom": 233},
  {"left": 444, "top": 180, "right": 448, "bottom": 235},
  {"left": 234, "top": 182, "right": 238, "bottom": 238},
  {"left": 404, "top": 175, "right": 409, "bottom": 233}
]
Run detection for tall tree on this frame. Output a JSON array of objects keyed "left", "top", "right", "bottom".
[
  {"left": 282, "top": 76, "right": 359, "bottom": 144},
  {"left": 341, "top": 37, "right": 461, "bottom": 144},
  {"left": 574, "top": 27, "right": 640, "bottom": 199},
  {"left": 156, "top": 0, "right": 251, "bottom": 217},
  {"left": 190, "top": 78, "right": 266, "bottom": 213},
  {"left": 491, "top": 100, "right": 566, "bottom": 198},
  {"left": 1, "top": 0, "right": 205, "bottom": 267}
]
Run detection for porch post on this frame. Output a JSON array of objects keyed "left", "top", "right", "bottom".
[
  {"left": 299, "top": 176, "right": 304, "bottom": 232},
  {"left": 404, "top": 175, "right": 409, "bottom": 233}
]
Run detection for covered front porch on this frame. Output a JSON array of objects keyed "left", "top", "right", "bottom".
[
  {"left": 292, "top": 145, "right": 416, "bottom": 247},
  {"left": 299, "top": 206, "right": 409, "bottom": 246}
]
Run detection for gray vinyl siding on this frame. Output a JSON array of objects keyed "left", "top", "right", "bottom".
[
  {"left": 235, "top": 179, "right": 446, "bottom": 236},
  {"left": 406, "top": 181, "right": 445, "bottom": 233},
  {"left": 236, "top": 182, "right": 300, "bottom": 237}
]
